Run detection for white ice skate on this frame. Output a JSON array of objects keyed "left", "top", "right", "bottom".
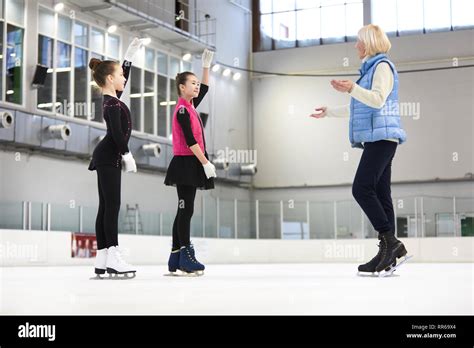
[
  {"left": 378, "top": 255, "right": 413, "bottom": 278},
  {"left": 105, "top": 246, "right": 136, "bottom": 279},
  {"left": 90, "top": 248, "right": 108, "bottom": 280}
]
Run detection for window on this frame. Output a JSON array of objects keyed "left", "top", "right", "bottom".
[
  {"left": 371, "top": 0, "right": 474, "bottom": 35},
  {"left": 254, "top": 0, "right": 363, "bottom": 51},
  {"left": 5, "top": 0, "right": 24, "bottom": 26},
  {"left": 144, "top": 71, "right": 155, "bottom": 134},
  {"left": 170, "top": 57, "right": 180, "bottom": 77},
  {"left": 169, "top": 78, "right": 178, "bottom": 135},
  {"left": 130, "top": 66, "right": 142, "bottom": 131},
  {"left": 39, "top": 7, "right": 54, "bottom": 37},
  {"left": 37, "top": 7, "right": 121, "bottom": 121},
  {"left": 74, "top": 21, "right": 88, "bottom": 47},
  {"left": 6, "top": 24, "right": 23, "bottom": 104},
  {"left": 74, "top": 47, "right": 88, "bottom": 119},
  {"left": 56, "top": 41, "right": 71, "bottom": 115},
  {"left": 90, "top": 27, "right": 105, "bottom": 54},
  {"left": 58, "top": 15, "right": 72, "bottom": 42},
  {"left": 157, "top": 75, "right": 167, "bottom": 137},
  {"left": 107, "top": 34, "right": 119, "bottom": 59},
  {"left": 37, "top": 35, "right": 54, "bottom": 111},
  {"left": 145, "top": 48, "right": 155, "bottom": 71},
  {"left": 157, "top": 52, "right": 168, "bottom": 75},
  {"left": 0, "top": 22, "right": 4, "bottom": 100}
]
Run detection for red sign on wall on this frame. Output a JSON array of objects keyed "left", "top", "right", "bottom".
[{"left": 71, "top": 233, "right": 97, "bottom": 258}]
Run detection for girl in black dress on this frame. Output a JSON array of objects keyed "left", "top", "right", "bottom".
[
  {"left": 88, "top": 38, "right": 143, "bottom": 279},
  {"left": 164, "top": 49, "right": 217, "bottom": 276}
]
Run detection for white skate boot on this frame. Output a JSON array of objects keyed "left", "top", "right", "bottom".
[
  {"left": 90, "top": 248, "right": 108, "bottom": 280},
  {"left": 106, "top": 246, "right": 136, "bottom": 279}
]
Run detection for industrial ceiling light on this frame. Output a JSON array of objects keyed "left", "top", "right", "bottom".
[
  {"left": 211, "top": 64, "right": 220, "bottom": 72},
  {"left": 182, "top": 53, "right": 192, "bottom": 61},
  {"left": 233, "top": 72, "right": 241, "bottom": 81},
  {"left": 54, "top": 2, "right": 64, "bottom": 12},
  {"left": 222, "top": 68, "right": 231, "bottom": 77},
  {"left": 107, "top": 24, "right": 118, "bottom": 33}
]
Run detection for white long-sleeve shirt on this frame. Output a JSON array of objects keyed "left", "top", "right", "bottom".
[{"left": 326, "top": 58, "right": 399, "bottom": 144}]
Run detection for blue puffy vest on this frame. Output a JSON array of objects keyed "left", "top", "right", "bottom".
[{"left": 349, "top": 53, "right": 407, "bottom": 149}]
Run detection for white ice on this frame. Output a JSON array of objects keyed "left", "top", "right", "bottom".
[{"left": 1, "top": 263, "right": 472, "bottom": 315}]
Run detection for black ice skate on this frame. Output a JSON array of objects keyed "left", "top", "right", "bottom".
[{"left": 376, "top": 233, "right": 413, "bottom": 277}]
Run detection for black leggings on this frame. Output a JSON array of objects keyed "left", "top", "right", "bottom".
[
  {"left": 352, "top": 140, "right": 397, "bottom": 235},
  {"left": 172, "top": 185, "right": 197, "bottom": 250},
  {"left": 95, "top": 166, "right": 121, "bottom": 249}
]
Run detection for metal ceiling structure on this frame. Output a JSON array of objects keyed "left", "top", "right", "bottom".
[{"left": 65, "top": 0, "right": 216, "bottom": 53}]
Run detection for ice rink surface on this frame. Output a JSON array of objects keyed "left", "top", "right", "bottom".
[{"left": 1, "top": 263, "right": 472, "bottom": 315}]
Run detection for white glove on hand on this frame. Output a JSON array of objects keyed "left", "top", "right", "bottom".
[
  {"left": 202, "top": 49, "right": 214, "bottom": 69},
  {"left": 124, "top": 37, "right": 143, "bottom": 62},
  {"left": 122, "top": 152, "right": 137, "bottom": 173},
  {"left": 202, "top": 161, "right": 217, "bottom": 179}
]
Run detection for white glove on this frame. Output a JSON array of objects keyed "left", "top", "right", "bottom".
[
  {"left": 202, "top": 48, "right": 214, "bottom": 69},
  {"left": 122, "top": 152, "right": 137, "bottom": 173},
  {"left": 202, "top": 161, "right": 217, "bottom": 179},
  {"left": 124, "top": 38, "right": 143, "bottom": 62}
]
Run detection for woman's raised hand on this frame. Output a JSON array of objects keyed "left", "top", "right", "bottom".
[{"left": 331, "top": 79, "right": 354, "bottom": 93}]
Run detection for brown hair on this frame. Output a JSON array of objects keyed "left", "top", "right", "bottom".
[
  {"left": 175, "top": 71, "right": 196, "bottom": 96},
  {"left": 89, "top": 58, "right": 119, "bottom": 87}
]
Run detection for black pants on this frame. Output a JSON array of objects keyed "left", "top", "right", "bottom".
[
  {"left": 352, "top": 140, "right": 397, "bottom": 235},
  {"left": 172, "top": 185, "right": 197, "bottom": 250},
  {"left": 95, "top": 166, "right": 121, "bottom": 249}
]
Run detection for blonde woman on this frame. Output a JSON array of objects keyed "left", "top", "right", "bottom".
[{"left": 310, "top": 25, "right": 409, "bottom": 276}]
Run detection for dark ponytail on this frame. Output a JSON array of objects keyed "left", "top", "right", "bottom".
[
  {"left": 175, "top": 71, "right": 196, "bottom": 96},
  {"left": 89, "top": 58, "right": 119, "bottom": 87}
]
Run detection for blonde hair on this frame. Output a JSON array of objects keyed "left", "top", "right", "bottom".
[{"left": 357, "top": 24, "right": 391, "bottom": 57}]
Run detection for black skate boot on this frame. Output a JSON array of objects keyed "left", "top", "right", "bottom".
[
  {"left": 178, "top": 245, "right": 205, "bottom": 276},
  {"left": 357, "top": 235, "right": 395, "bottom": 276},
  {"left": 376, "top": 233, "right": 412, "bottom": 277},
  {"left": 166, "top": 248, "right": 180, "bottom": 275}
]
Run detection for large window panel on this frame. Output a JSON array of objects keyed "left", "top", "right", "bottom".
[
  {"left": 107, "top": 34, "right": 119, "bottom": 59},
  {"left": 272, "top": 0, "right": 295, "bottom": 12},
  {"left": 321, "top": 3, "right": 346, "bottom": 41},
  {"left": 0, "top": 23, "right": 4, "bottom": 99},
  {"left": 169, "top": 78, "right": 178, "bottom": 135},
  {"left": 157, "top": 52, "right": 168, "bottom": 75},
  {"left": 397, "top": 0, "right": 424, "bottom": 34},
  {"left": 37, "top": 35, "right": 54, "bottom": 111},
  {"left": 371, "top": 0, "right": 397, "bottom": 33},
  {"left": 145, "top": 48, "right": 155, "bottom": 71},
  {"left": 39, "top": 7, "right": 54, "bottom": 37},
  {"left": 170, "top": 57, "right": 180, "bottom": 77},
  {"left": 424, "top": 0, "right": 451, "bottom": 31},
  {"left": 273, "top": 11, "right": 296, "bottom": 49},
  {"left": 6, "top": 24, "right": 23, "bottom": 104},
  {"left": 258, "top": 13, "right": 273, "bottom": 51},
  {"left": 144, "top": 71, "right": 155, "bottom": 134},
  {"left": 74, "top": 47, "right": 88, "bottom": 119},
  {"left": 296, "top": 8, "right": 320, "bottom": 47},
  {"left": 90, "top": 27, "right": 105, "bottom": 54},
  {"left": 157, "top": 74, "right": 167, "bottom": 137},
  {"left": 259, "top": 0, "right": 272, "bottom": 14},
  {"left": 452, "top": 0, "right": 474, "bottom": 28},
  {"left": 345, "top": 1, "right": 363, "bottom": 37},
  {"left": 74, "top": 21, "right": 88, "bottom": 47},
  {"left": 58, "top": 15, "right": 72, "bottom": 42},
  {"left": 56, "top": 41, "right": 71, "bottom": 115},
  {"left": 130, "top": 66, "right": 142, "bottom": 131},
  {"left": 6, "top": 0, "right": 24, "bottom": 26}
]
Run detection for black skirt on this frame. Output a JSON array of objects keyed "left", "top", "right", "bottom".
[{"left": 164, "top": 153, "right": 215, "bottom": 190}]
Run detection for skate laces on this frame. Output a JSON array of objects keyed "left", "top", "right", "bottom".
[{"left": 114, "top": 247, "right": 131, "bottom": 266}]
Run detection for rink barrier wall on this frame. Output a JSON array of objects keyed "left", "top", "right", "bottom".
[{"left": 0, "top": 229, "right": 473, "bottom": 266}]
